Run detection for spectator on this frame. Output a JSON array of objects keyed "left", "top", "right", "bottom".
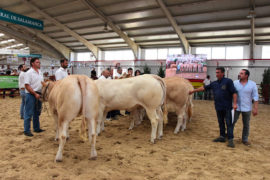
[
  {"left": 90, "top": 68, "right": 98, "bottom": 80},
  {"left": 127, "top": 67, "right": 133, "bottom": 77},
  {"left": 55, "top": 58, "right": 68, "bottom": 80},
  {"left": 203, "top": 75, "right": 211, "bottom": 100},
  {"left": 18, "top": 64, "right": 26, "bottom": 119},
  {"left": 134, "top": 70, "right": 141, "bottom": 76},
  {"left": 114, "top": 67, "right": 122, "bottom": 79}
]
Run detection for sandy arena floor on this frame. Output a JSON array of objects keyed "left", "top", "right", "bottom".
[{"left": 0, "top": 98, "right": 270, "bottom": 180}]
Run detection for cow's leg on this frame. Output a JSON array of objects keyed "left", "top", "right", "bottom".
[
  {"left": 174, "top": 106, "right": 186, "bottom": 134},
  {"left": 55, "top": 119, "right": 69, "bottom": 162},
  {"left": 145, "top": 108, "right": 158, "bottom": 143},
  {"left": 96, "top": 107, "right": 105, "bottom": 135},
  {"left": 52, "top": 113, "right": 59, "bottom": 141},
  {"left": 157, "top": 107, "right": 163, "bottom": 139},
  {"left": 181, "top": 113, "right": 188, "bottom": 131},
  {"left": 88, "top": 118, "right": 97, "bottom": 160},
  {"left": 129, "top": 109, "right": 138, "bottom": 130}
]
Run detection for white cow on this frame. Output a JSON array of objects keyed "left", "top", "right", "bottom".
[
  {"left": 41, "top": 75, "right": 100, "bottom": 162},
  {"left": 95, "top": 74, "right": 167, "bottom": 143}
]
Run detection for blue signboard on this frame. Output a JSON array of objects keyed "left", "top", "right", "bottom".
[
  {"left": 18, "top": 54, "right": 42, "bottom": 58},
  {"left": 0, "top": 9, "right": 43, "bottom": 30}
]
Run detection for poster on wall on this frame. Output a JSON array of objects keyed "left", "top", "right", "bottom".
[
  {"left": 166, "top": 54, "right": 207, "bottom": 79},
  {"left": 6, "top": 54, "right": 18, "bottom": 63}
]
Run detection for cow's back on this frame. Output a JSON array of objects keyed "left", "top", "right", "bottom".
[
  {"left": 95, "top": 74, "right": 164, "bottom": 111},
  {"left": 164, "top": 76, "right": 191, "bottom": 113},
  {"left": 49, "top": 75, "right": 99, "bottom": 117}
]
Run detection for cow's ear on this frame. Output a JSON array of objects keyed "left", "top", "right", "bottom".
[{"left": 41, "top": 81, "right": 46, "bottom": 86}]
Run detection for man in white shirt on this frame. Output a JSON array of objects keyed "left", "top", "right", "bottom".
[
  {"left": 114, "top": 67, "right": 122, "bottom": 79},
  {"left": 99, "top": 69, "right": 111, "bottom": 80},
  {"left": 24, "top": 58, "right": 44, "bottom": 137},
  {"left": 203, "top": 75, "right": 211, "bottom": 100},
  {"left": 55, "top": 59, "right": 68, "bottom": 80},
  {"left": 18, "top": 64, "right": 26, "bottom": 119}
]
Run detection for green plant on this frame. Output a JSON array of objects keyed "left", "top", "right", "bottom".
[
  {"left": 260, "top": 68, "right": 270, "bottom": 104},
  {"left": 143, "top": 64, "right": 151, "bottom": 74},
  {"left": 157, "top": 65, "right": 165, "bottom": 78}
]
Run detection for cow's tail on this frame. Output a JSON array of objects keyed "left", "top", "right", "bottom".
[
  {"left": 152, "top": 75, "right": 168, "bottom": 125},
  {"left": 77, "top": 76, "right": 88, "bottom": 141},
  {"left": 187, "top": 96, "right": 193, "bottom": 122},
  {"left": 187, "top": 84, "right": 194, "bottom": 122}
]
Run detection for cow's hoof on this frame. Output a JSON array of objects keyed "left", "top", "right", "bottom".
[
  {"left": 54, "top": 138, "right": 59, "bottom": 141},
  {"left": 55, "top": 158, "right": 62, "bottom": 162},
  {"left": 66, "top": 137, "right": 70, "bottom": 141},
  {"left": 157, "top": 135, "right": 163, "bottom": 140},
  {"left": 174, "top": 131, "right": 179, "bottom": 134},
  {"left": 90, "top": 156, "right": 97, "bottom": 160},
  {"left": 128, "top": 127, "right": 133, "bottom": 130},
  {"left": 150, "top": 139, "right": 155, "bottom": 144}
]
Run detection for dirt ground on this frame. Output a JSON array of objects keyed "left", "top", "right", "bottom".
[{"left": 0, "top": 98, "right": 270, "bottom": 180}]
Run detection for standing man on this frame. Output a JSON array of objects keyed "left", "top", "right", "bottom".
[
  {"left": 55, "top": 58, "right": 68, "bottom": 80},
  {"left": 190, "top": 67, "right": 237, "bottom": 148},
  {"left": 18, "top": 64, "right": 26, "bottom": 119},
  {"left": 203, "top": 75, "right": 211, "bottom": 100},
  {"left": 24, "top": 58, "right": 44, "bottom": 136},
  {"left": 233, "top": 69, "right": 259, "bottom": 146}
]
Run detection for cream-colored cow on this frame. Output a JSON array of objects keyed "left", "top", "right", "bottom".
[
  {"left": 42, "top": 75, "right": 100, "bottom": 162},
  {"left": 130, "top": 76, "right": 193, "bottom": 134},
  {"left": 95, "top": 74, "right": 167, "bottom": 143},
  {"left": 164, "top": 76, "right": 194, "bottom": 134}
]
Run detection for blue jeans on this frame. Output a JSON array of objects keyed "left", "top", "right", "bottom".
[
  {"left": 216, "top": 109, "right": 234, "bottom": 140},
  {"left": 20, "top": 90, "right": 26, "bottom": 118},
  {"left": 24, "top": 93, "right": 42, "bottom": 133},
  {"left": 233, "top": 111, "right": 251, "bottom": 142}
]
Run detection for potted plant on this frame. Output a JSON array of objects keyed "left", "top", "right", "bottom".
[
  {"left": 157, "top": 65, "right": 165, "bottom": 78},
  {"left": 260, "top": 68, "right": 270, "bottom": 104},
  {"left": 143, "top": 64, "right": 151, "bottom": 74}
]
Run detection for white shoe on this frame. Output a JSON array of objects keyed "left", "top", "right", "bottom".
[{"left": 106, "top": 118, "right": 111, "bottom": 121}]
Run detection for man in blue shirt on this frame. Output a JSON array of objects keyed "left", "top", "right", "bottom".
[
  {"left": 233, "top": 69, "right": 259, "bottom": 146},
  {"left": 190, "top": 67, "right": 237, "bottom": 148}
]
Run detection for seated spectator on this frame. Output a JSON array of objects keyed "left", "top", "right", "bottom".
[
  {"left": 134, "top": 70, "right": 141, "bottom": 76},
  {"left": 114, "top": 67, "right": 122, "bottom": 79},
  {"left": 90, "top": 69, "right": 98, "bottom": 80}
]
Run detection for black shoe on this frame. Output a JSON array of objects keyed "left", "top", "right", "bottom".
[
  {"left": 34, "top": 129, "right": 45, "bottom": 133},
  {"left": 227, "top": 139, "right": 235, "bottom": 148},
  {"left": 242, "top": 141, "right": 251, "bottom": 146},
  {"left": 213, "top": 136, "right": 226, "bottom": 142},
  {"left": 24, "top": 132, "right": 33, "bottom": 137}
]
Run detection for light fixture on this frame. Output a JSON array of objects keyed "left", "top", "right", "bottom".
[
  {"left": 103, "top": 23, "right": 109, "bottom": 32},
  {"left": 247, "top": 10, "right": 256, "bottom": 18}
]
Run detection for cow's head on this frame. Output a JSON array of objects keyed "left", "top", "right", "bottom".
[{"left": 41, "top": 81, "right": 55, "bottom": 102}]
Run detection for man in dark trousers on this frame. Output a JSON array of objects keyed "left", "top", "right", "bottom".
[{"left": 189, "top": 67, "right": 237, "bottom": 148}]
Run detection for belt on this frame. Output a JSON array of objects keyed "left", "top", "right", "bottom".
[
  {"left": 20, "top": 88, "right": 25, "bottom": 90},
  {"left": 35, "top": 91, "right": 42, "bottom": 95}
]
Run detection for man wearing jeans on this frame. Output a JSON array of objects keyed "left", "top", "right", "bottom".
[
  {"left": 233, "top": 69, "right": 259, "bottom": 146},
  {"left": 190, "top": 67, "right": 237, "bottom": 148},
  {"left": 24, "top": 58, "right": 44, "bottom": 137},
  {"left": 18, "top": 64, "right": 26, "bottom": 119}
]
